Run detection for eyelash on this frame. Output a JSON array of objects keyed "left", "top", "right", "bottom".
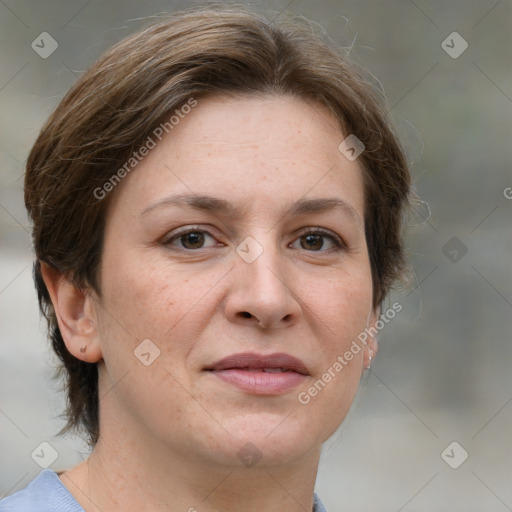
[
  {"left": 291, "top": 227, "right": 345, "bottom": 252},
  {"left": 164, "top": 226, "right": 346, "bottom": 252}
]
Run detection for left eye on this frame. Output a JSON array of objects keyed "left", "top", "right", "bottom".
[
  {"left": 167, "top": 230, "right": 218, "bottom": 250},
  {"left": 290, "top": 231, "right": 342, "bottom": 251}
]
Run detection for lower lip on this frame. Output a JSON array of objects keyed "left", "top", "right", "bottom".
[{"left": 209, "top": 369, "right": 307, "bottom": 395}]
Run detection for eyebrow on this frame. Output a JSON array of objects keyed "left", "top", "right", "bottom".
[
  {"left": 140, "top": 193, "right": 361, "bottom": 224},
  {"left": 288, "top": 197, "right": 360, "bottom": 223}
]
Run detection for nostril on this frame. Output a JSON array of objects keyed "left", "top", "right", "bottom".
[{"left": 240, "top": 311, "right": 253, "bottom": 319}]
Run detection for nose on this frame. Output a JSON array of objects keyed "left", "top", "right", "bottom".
[{"left": 223, "top": 245, "right": 302, "bottom": 329}]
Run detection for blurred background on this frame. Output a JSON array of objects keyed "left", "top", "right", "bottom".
[{"left": 0, "top": 1, "right": 511, "bottom": 510}]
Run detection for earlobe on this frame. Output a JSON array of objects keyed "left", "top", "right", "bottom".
[
  {"left": 40, "top": 262, "right": 103, "bottom": 363},
  {"left": 363, "top": 343, "right": 377, "bottom": 370},
  {"left": 362, "top": 307, "right": 379, "bottom": 371}
]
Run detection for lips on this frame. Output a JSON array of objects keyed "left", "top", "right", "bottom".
[
  {"left": 206, "top": 352, "right": 309, "bottom": 374},
  {"left": 205, "top": 352, "right": 309, "bottom": 395}
]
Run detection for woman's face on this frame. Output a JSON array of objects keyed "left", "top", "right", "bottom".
[{"left": 94, "top": 95, "right": 377, "bottom": 468}]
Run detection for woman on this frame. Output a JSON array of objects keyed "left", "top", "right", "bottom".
[{"left": 1, "top": 5, "right": 410, "bottom": 511}]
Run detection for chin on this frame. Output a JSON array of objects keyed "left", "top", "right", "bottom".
[{"left": 212, "top": 410, "right": 326, "bottom": 467}]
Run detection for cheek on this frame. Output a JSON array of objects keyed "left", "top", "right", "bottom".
[
  {"left": 100, "top": 249, "right": 192, "bottom": 336},
  {"left": 96, "top": 247, "right": 231, "bottom": 373},
  {"left": 306, "top": 265, "right": 374, "bottom": 345},
  {"left": 295, "top": 264, "right": 373, "bottom": 428},
  {"left": 94, "top": 252, "right": 209, "bottom": 426}
]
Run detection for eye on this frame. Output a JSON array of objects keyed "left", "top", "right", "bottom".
[
  {"left": 290, "top": 228, "right": 344, "bottom": 252},
  {"left": 165, "top": 229, "right": 219, "bottom": 250}
]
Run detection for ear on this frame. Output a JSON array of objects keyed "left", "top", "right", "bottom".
[
  {"left": 362, "top": 307, "right": 379, "bottom": 372},
  {"left": 40, "top": 262, "right": 103, "bottom": 363}
]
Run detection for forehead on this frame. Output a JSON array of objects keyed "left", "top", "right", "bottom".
[{"left": 107, "top": 94, "right": 366, "bottom": 221}]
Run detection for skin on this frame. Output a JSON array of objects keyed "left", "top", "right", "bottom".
[{"left": 43, "top": 95, "right": 378, "bottom": 512}]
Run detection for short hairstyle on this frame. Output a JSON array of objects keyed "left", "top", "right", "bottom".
[{"left": 24, "top": 6, "right": 411, "bottom": 445}]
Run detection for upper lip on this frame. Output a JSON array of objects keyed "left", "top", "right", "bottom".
[{"left": 205, "top": 352, "right": 309, "bottom": 376}]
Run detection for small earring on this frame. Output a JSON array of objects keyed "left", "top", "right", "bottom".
[
  {"left": 80, "top": 345, "right": 87, "bottom": 353},
  {"left": 366, "top": 349, "right": 373, "bottom": 370}
]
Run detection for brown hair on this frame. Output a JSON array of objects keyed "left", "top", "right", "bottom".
[{"left": 24, "top": 6, "right": 410, "bottom": 445}]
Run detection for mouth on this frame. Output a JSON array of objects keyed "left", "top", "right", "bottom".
[{"left": 204, "top": 352, "right": 309, "bottom": 395}]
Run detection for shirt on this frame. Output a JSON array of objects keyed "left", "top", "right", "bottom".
[{"left": 0, "top": 470, "right": 328, "bottom": 511}]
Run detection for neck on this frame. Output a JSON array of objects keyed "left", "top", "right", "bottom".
[{"left": 60, "top": 392, "right": 321, "bottom": 512}]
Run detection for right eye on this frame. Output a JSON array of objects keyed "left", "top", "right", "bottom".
[{"left": 165, "top": 229, "right": 220, "bottom": 250}]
